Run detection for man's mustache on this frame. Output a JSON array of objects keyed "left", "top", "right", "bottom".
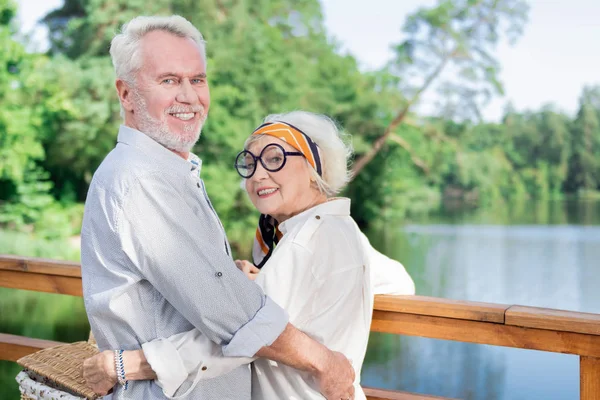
[{"left": 166, "top": 105, "right": 204, "bottom": 114}]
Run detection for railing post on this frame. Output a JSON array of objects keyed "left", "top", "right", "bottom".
[{"left": 581, "top": 356, "right": 600, "bottom": 400}]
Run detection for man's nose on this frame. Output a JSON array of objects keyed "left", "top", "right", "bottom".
[{"left": 175, "top": 79, "right": 198, "bottom": 104}]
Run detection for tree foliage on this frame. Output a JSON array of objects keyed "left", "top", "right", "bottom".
[
  {"left": 2, "top": 0, "right": 600, "bottom": 250},
  {"left": 351, "top": 0, "right": 529, "bottom": 176}
]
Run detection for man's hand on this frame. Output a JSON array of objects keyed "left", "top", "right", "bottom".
[
  {"left": 235, "top": 259, "right": 260, "bottom": 281},
  {"left": 256, "top": 323, "right": 356, "bottom": 400},
  {"left": 83, "top": 350, "right": 117, "bottom": 395},
  {"left": 315, "top": 350, "right": 355, "bottom": 400}
]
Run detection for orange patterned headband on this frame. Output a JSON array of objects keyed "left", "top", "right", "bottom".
[{"left": 252, "top": 121, "right": 322, "bottom": 176}]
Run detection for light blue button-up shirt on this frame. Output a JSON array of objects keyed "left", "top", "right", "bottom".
[{"left": 80, "top": 125, "right": 288, "bottom": 399}]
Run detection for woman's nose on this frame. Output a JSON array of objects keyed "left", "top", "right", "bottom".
[{"left": 251, "top": 160, "right": 269, "bottom": 180}]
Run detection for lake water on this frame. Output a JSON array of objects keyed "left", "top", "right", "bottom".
[
  {"left": 1, "top": 199, "right": 599, "bottom": 399},
  {"left": 361, "top": 199, "right": 600, "bottom": 400}
]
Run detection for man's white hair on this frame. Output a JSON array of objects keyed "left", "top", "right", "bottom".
[
  {"left": 245, "top": 111, "right": 354, "bottom": 197},
  {"left": 109, "top": 15, "right": 206, "bottom": 117}
]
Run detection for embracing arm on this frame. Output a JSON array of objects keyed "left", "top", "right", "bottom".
[
  {"left": 84, "top": 324, "right": 353, "bottom": 399},
  {"left": 84, "top": 330, "right": 252, "bottom": 398},
  {"left": 136, "top": 261, "right": 262, "bottom": 397},
  {"left": 140, "top": 260, "right": 352, "bottom": 398},
  {"left": 256, "top": 323, "right": 355, "bottom": 398}
]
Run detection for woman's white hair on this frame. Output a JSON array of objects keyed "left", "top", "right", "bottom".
[
  {"left": 109, "top": 15, "right": 206, "bottom": 117},
  {"left": 245, "top": 111, "right": 354, "bottom": 197}
]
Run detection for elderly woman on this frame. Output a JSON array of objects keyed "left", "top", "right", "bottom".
[{"left": 84, "top": 111, "right": 414, "bottom": 399}]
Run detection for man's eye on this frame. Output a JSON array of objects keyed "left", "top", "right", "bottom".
[
  {"left": 191, "top": 78, "right": 205, "bottom": 84},
  {"left": 162, "top": 78, "right": 175, "bottom": 84}
]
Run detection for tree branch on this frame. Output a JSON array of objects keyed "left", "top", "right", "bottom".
[
  {"left": 350, "top": 0, "right": 497, "bottom": 179},
  {"left": 351, "top": 54, "right": 451, "bottom": 177}
]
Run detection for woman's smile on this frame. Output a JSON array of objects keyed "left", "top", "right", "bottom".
[{"left": 257, "top": 187, "right": 279, "bottom": 198}]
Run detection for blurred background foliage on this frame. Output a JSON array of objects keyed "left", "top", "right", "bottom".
[{"left": 1, "top": 0, "right": 600, "bottom": 256}]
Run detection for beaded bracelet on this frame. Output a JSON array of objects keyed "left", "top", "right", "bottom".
[{"left": 114, "top": 349, "right": 128, "bottom": 390}]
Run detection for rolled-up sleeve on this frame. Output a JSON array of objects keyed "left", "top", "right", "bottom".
[
  {"left": 142, "top": 329, "right": 256, "bottom": 398},
  {"left": 222, "top": 295, "right": 287, "bottom": 356},
  {"left": 142, "top": 338, "right": 188, "bottom": 397},
  {"left": 119, "top": 174, "right": 288, "bottom": 356}
]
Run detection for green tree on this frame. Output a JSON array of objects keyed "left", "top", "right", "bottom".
[
  {"left": 351, "top": 0, "right": 529, "bottom": 177},
  {"left": 30, "top": 56, "right": 120, "bottom": 201},
  {"left": 44, "top": 0, "right": 173, "bottom": 59},
  {"left": 566, "top": 87, "right": 600, "bottom": 192},
  {"left": 0, "top": 0, "right": 57, "bottom": 228},
  {"left": 535, "top": 106, "right": 570, "bottom": 195}
]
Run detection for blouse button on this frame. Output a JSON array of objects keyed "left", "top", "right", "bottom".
[
  {"left": 315, "top": 215, "right": 321, "bottom": 220},
  {"left": 197, "top": 182, "right": 201, "bottom": 188},
  {"left": 201, "top": 366, "right": 208, "bottom": 371},
  {"left": 216, "top": 272, "right": 223, "bottom": 277}
]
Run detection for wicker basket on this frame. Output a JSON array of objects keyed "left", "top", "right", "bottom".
[{"left": 16, "top": 334, "right": 101, "bottom": 400}]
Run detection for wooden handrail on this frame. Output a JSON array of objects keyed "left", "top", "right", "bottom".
[
  {"left": 0, "top": 255, "right": 81, "bottom": 276},
  {"left": 0, "top": 255, "right": 82, "bottom": 296},
  {"left": 1, "top": 255, "right": 599, "bottom": 400},
  {"left": 0, "top": 333, "right": 64, "bottom": 362},
  {"left": 363, "top": 387, "right": 458, "bottom": 400}
]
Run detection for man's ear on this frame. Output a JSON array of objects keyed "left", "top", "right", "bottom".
[{"left": 116, "top": 79, "right": 135, "bottom": 113}]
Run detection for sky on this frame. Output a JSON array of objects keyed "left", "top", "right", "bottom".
[{"left": 15, "top": 0, "right": 600, "bottom": 122}]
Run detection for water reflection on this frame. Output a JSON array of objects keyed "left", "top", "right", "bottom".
[
  {"left": 364, "top": 336, "right": 509, "bottom": 400},
  {"left": 398, "top": 224, "right": 600, "bottom": 311},
  {"left": 362, "top": 201, "right": 600, "bottom": 399}
]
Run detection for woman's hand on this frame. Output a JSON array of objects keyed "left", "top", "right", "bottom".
[
  {"left": 235, "top": 259, "right": 260, "bottom": 280},
  {"left": 83, "top": 350, "right": 117, "bottom": 395},
  {"left": 83, "top": 349, "right": 156, "bottom": 394}
]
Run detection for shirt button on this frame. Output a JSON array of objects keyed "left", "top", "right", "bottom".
[
  {"left": 315, "top": 215, "right": 321, "bottom": 220},
  {"left": 216, "top": 272, "right": 223, "bottom": 277},
  {"left": 201, "top": 366, "right": 208, "bottom": 371}
]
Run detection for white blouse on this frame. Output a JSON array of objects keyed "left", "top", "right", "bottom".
[{"left": 142, "top": 198, "right": 415, "bottom": 399}]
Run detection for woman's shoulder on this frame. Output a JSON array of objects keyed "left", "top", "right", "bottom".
[
  {"left": 286, "top": 204, "right": 355, "bottom": 248},
  {"left": 290, "top": 213, "right": 365, "bottom": 265}
]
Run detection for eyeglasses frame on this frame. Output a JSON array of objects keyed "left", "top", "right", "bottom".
[{"left": 234, "top": 143, "right": 304, "bottom": 179}]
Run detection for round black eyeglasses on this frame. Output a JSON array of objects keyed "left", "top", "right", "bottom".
[{"left": 235, "top": 143, "right": 304, "bottom": 179}]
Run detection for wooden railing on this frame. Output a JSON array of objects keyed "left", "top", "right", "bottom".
[{"left": 1, "top": 255, "right": 599, "bottom": 400}]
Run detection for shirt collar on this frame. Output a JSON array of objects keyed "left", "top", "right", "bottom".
[
  {"left": 117, "top": 125, "right": 202, "bottom": 176},
  {"left": 278, "top": 198, "right": 351, "bottom": 235},
  {"left": 187, "top": 153, "right": 203, "bottom": 177}
]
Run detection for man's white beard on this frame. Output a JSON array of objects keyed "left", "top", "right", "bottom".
[{"left": 133, "top": 91, "right": 206, "bottom": 153}]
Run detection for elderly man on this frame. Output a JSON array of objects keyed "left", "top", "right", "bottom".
[{"left": 80, "top": 15, "right": 355, "bottom": 399}]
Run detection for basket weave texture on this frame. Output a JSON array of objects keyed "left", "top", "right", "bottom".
[{"left": 17, "top": 340, "right": 100, "bottom": 400}]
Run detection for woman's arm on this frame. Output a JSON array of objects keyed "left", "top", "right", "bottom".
[
  {"left": 143, "top": 330, "right": 254, "bottom": 397},
  {"left": 359, "top": 230, "right": 416, "bottom": 295},
  {"left": 84, "top": 330, "right": 254, "bottom": 398}
]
